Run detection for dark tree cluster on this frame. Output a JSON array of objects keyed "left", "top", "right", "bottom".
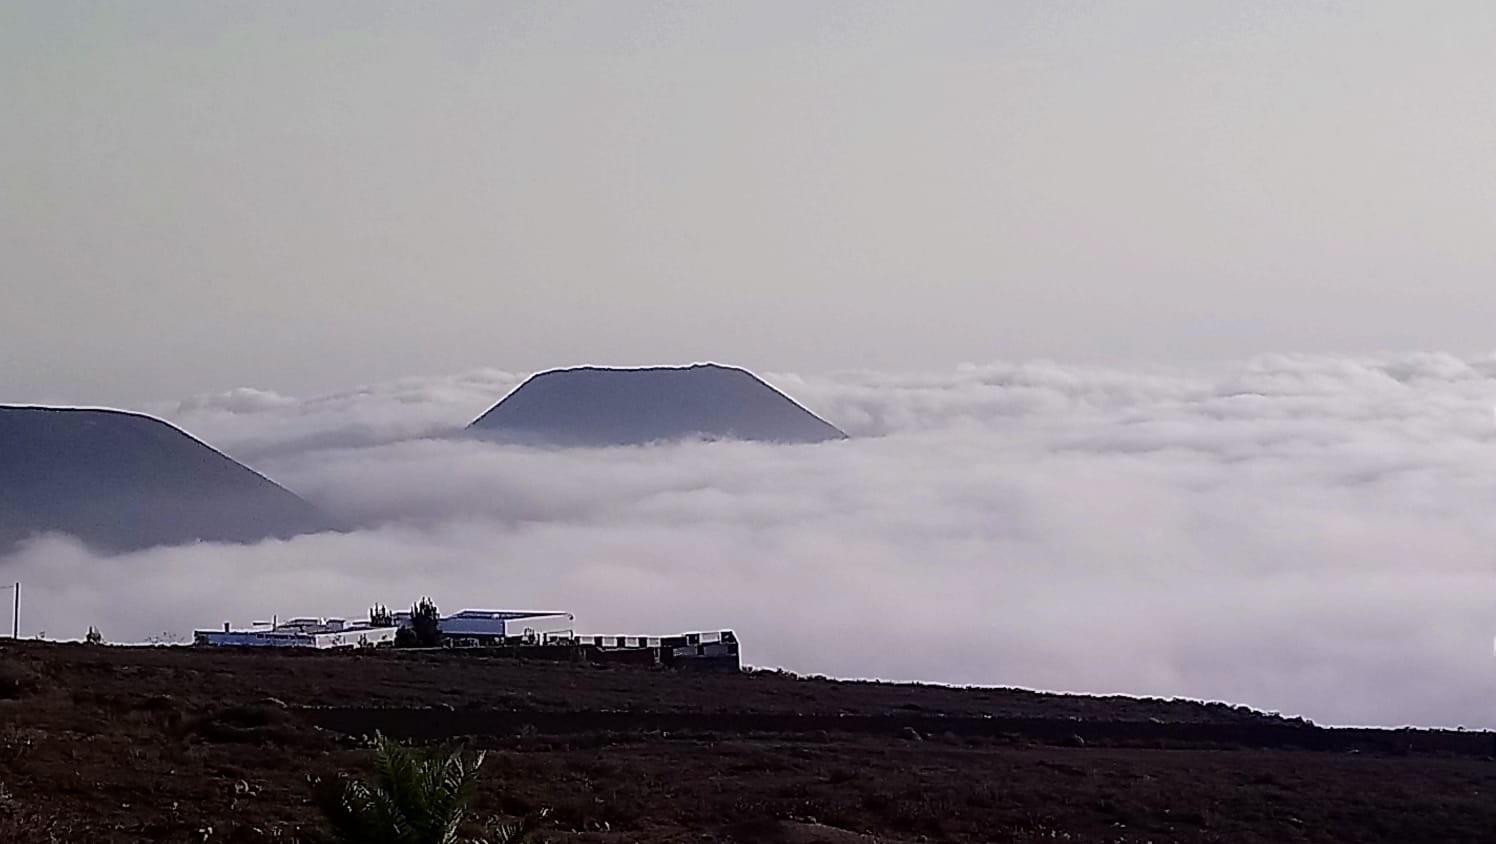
[{"left": 392, "top": 597, "right": 443, "bottom": 648}]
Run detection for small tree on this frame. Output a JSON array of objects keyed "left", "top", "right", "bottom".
[
  {"left": 411, "top": 597, "right": 442, "bottom": 648},
  {"left": 84, "top": 626, "right": 103, "bottom": 645},
  {"left": 369, "top": 604, "right": 394, "bottom": 628},
  {"left": 311, "top": 732, "right": 544, "bottom": 843}
]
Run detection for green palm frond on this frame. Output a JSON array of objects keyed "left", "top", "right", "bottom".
[{"left": 310, "top": 732, "right": 541, "bottom": 844}]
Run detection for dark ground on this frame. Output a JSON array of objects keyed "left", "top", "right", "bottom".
[{"left": 1, "top": 641, "right": 1494, "bottom": 843}]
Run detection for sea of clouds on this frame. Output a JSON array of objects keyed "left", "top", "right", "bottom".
[{"left": 5, "top": 353, "right": 1496, "bottom": 729}]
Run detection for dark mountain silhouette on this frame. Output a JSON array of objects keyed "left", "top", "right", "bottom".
[
  {"left": 0, "top": 407, "right": 333, "bottom": 555},
  {"left": 468, "top": 363, "right": 847, "bottom": 446}
]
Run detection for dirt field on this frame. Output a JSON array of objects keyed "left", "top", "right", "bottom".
[{"left": 2, "top": 641, "right": 1494, "bottom": 843}]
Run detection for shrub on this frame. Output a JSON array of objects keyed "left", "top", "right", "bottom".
[
  {"left": 0, "top": 659, "right": 38, "bottom": 701},
  {"left": 311, "top": 732, "right": 545, "bottom": 843}
]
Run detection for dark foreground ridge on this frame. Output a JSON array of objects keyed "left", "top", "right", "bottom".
[
  {"left": 4, "top": 641, "right": 1495, "bottom": 843},
  {"left": 468, "top": 363, "right": 847, "bottom": 446},
  {"left": 0, "top": 406, "right": 333, "bottom": 554}
]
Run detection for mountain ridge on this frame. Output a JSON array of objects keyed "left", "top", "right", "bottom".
[
  {"left": 0, "top": 406, "right": 334, "bottom": 555},
  {"left": 468, "top": 362, "right": 847, "bottom": 446}
]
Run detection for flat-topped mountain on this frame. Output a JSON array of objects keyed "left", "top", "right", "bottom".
[
  {"left": 467, "top": 363, "right": 847, "bottom": 446},
  {"left": 0, "top": 407, "right": 333, "bottom": 554}
]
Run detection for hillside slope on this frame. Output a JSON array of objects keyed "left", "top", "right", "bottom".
[
  {"left": 0, "top": 406, "right": 333, "bottom": 554},
  {"left": 468, "top": 363, "right": 846, "bottom": 446},
  {"left": 3, "top": 642, "right": 1493, "bottom": 843}
]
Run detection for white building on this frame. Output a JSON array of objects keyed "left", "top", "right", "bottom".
[
  {"left": 193, "top": 617, "right": 399, "bottom": 649},
  {"left": 195, "top": 608, "right": 575, "bottom": 649},
  {"left": 397, "top": 609, "right": 574, "bottom": 645}
]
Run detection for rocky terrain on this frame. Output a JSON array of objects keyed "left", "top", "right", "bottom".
[{"left": 2, "top": 641, "right": 1493, "bottom": 843}]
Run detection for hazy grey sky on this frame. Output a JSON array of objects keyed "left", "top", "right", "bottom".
[{"left": 6, "top": 1, "right": 1496, "bottom": 405}]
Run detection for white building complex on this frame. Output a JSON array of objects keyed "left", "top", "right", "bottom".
[
  {"left": 193, "top": 616, "right": 399, "bottom": 649},
  {"left": 194, "top": 609, "right": 574, "bottom": 649},
  {"left": 394, "top": 609, "right": 575, "bottom": 645}
]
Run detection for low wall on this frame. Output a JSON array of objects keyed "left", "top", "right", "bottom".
[{"left": 462, "top": 642, "right": 738, "bottom": 671}]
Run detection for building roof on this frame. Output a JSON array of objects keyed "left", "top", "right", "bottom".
[
  {"left": 448, "top": 610, "right": 571, "bottom": 620},
  {"left": 390, "top": 609, "right": 571, "bottom": 621}
]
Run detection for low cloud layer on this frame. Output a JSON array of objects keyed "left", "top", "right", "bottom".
[{"left": 8, "top": 353, "right": 1496, "bottom": 729}]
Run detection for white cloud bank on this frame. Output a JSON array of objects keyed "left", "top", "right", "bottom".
[{"left": 7, "top": 353, "right": 1496, "bottom": 729}]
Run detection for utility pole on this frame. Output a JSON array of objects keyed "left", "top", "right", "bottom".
[{"left": 1, "top": 582, "right": 16, "bottom": 639}]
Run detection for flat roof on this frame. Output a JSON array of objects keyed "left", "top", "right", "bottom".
[
  {"left": 390, "top": 609, "right": 571, "bottom": 620},
  {"left": 447, "top": 610, "right": 570, "bottom": 620}
]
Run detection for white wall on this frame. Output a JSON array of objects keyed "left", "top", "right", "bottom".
[{"left": 197, "top": 626, "right": 397, "bottom": 649}]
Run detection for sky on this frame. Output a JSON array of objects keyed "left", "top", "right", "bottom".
[
  {"left": 4, "top": 353, "right": 1496, "bottom": 729},
  {"left": 4, "top": 3, "right": 1496, "bottom": 730},
  {"left": 6, "top": 2, "right": 1496, "bottom": 405}
]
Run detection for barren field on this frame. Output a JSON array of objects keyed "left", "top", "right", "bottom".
[{"left": 2, "top": 641, "right": 1494, "bottom": 843}]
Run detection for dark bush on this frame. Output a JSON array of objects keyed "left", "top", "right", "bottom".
[
  {"left": 192, "top": 703, "right": 304, "bottom": 744},
  {"left": 0, "top": 657, "right": 40, "bottom": 700}
]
